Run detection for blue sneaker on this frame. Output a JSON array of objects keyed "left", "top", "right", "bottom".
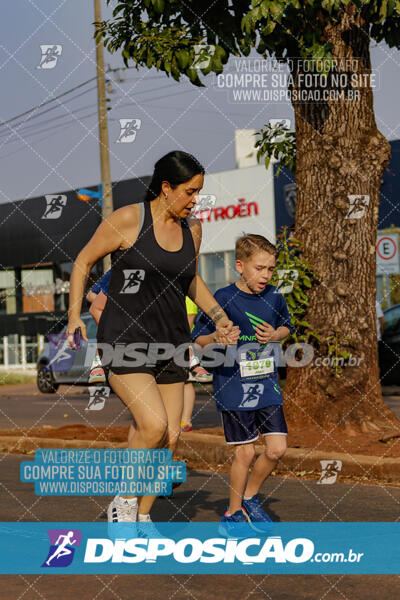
[
  {"left": 218, "top": 508, "right": 253, "bottom": 538},
  {"left": 242, "top": 494, "right": 273, "bottom": 534}
]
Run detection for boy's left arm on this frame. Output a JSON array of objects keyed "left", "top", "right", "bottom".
[
  {"left": 255, "top": 324, "right": 290, "bottom": 344},
  {"left": 255, "top": 293, "right": 294, "bottom": 344}
]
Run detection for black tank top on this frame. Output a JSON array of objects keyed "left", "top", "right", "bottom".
[{"left": 97, "top": 200, "right": 197, "bottom": 345}]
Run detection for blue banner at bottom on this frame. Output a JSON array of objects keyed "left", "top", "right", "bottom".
[{"left": 0, "top": 522, "right": 398, "bottom": 574}]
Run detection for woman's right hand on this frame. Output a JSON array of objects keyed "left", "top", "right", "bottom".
[{"left": 66, "top": 317, "right": 88, "bottom": 349}]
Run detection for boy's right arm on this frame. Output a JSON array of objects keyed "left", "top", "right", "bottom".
[
  {"left": 194, "top": 332, "right": 216, "bottom": 347},
  {"left": 194, "top": 326, "right": 240, "bottom": 347}
]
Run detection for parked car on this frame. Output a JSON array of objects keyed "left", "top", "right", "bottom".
[
  {"left": 36, "top": 313, "right": 99, "bottom": 393},
  {"left": 379, "top": 303, "right": 400, "bottom": 385}
]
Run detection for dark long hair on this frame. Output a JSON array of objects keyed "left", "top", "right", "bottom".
[{"left": 145, "top": 151, "right": 205, "bottom": 202}]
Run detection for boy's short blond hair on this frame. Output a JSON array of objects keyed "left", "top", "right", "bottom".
[{"left": 235, "top": 233, "right": 277, "bottom": 261}]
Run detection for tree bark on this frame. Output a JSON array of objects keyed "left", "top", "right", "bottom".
[{"left": 283, "top": 6, "right": 398, "bottom": 433}]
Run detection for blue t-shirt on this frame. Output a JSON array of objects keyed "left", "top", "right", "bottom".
[
  {"left": 91, "top": 270, "right": 111, "bottom": 296},
  {"left": 191, "top": 283, "right": 295, "bottom": 412}
]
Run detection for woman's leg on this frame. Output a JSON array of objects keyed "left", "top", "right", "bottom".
[
  {"left": 157, "top": 381, "right": 185, "bottom": 452},
  {"left": 108, "top": 371, "right": 168, "bottom": 515},
  {"left": 136, "top": 381, "right": 185, "bottom": 516},
  {"left": 181, "top": 382, "right": 195, "bottom": 428}
]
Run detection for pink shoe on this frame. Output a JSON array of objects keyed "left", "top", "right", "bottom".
[{"left": 181, "top": 422, "right": 193, "bottom": 432}]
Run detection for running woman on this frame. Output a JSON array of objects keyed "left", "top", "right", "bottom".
[
  {"left": 66, "top": 151, "right": 233, "bottom": 527},
  {"left": 192, "top": 234, "right": 295, "bottom": 535}
]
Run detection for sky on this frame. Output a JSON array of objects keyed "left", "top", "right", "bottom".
[{"left": 1, "top": 0, "right": 400, "bottom": 203}]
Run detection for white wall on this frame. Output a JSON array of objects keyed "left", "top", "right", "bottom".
[{"left": 198, "top": 163, "right": 276, "bottom": 254}]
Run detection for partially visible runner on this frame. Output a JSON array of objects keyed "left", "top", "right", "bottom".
[
  {"left": 86, "top": 270, "right": 110, "bottom": 384},
  {"left": 181, "top": 296, "right": 211, "bottom": 432},
  {"left": 67, "top": 151, "right": 234, "bottom": 530},
  {"left": 192, "top": 234, "right": 294, "bottom": 535}
]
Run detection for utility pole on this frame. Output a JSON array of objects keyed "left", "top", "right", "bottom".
[{"left": 94, "top": 0, "right": 113, "bottom": 273}]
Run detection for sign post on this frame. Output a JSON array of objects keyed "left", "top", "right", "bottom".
[{"left": 376, "top": 232, "right": 400, "bottom": 309}]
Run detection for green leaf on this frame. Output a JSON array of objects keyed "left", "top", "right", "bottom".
[
  {"left": 152, "top": 0, "right": 164, "bottom": 12},
  {"left": 176, "top": 50, "right": 190, "bottom": 70},
  {"left": 297, "top": 320, "right": 312, "bottom": 328}
]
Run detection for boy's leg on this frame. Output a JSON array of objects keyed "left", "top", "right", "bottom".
[
  {"left": 244, "top": 434, "right": 287, "bottom": 498},
  {"left": 244, "top": 405, "right": 287, "bottom": 498},
  {"left": 229, "top": 442, "right": 256, "bottom": 514},
  {"left": 221, "top": 410, "right": 258, "bottom": 515}
]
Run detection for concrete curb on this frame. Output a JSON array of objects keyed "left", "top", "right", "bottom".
[
  {"left": 0, "top": 436, "right": 126, "bottom": 453},
  {"left": 0, "top": 432, "right": 399, "bottom": 481}
]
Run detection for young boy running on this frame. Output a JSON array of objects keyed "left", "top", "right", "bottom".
[{"left": 192, "top": 234, "right": 294, "bottom": 534}]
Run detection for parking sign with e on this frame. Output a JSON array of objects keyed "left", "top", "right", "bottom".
[{"left": 376, "top": 234, "right": 399, "bottom": 274}]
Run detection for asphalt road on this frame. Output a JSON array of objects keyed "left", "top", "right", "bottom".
[
  {"left": 1, "top": 383, "right": 400, "bottom": 431},
  {"left": 1, "top": 453, "right": 400, "bottom": 598},
  {"left": 0, "top": 383, "right": 220, "bottom": 431},
  {"left": 1, "top": 384, "right": 400, "bottom": 598}
]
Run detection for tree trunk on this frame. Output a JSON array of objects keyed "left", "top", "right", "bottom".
[{"left": 283, "top": 6, "right": 398, "bottom": 433}]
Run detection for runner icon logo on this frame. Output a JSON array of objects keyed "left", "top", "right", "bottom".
[
  {"left": 47, "top": 333, "right": 75, "bottom": 372},
  {"left": 116, "top": 119, "right": 142, "bottom": 143},
  {"left": 345, "top": 195, "right": 370, "bottom": 220},
  {"left": 120, "top": 269, "right": 145, "bottom": 294},
  {"left": 317, "top": 460, "right": 342, "bottom": 485},
  {"left": 86, "top": 386, "right": 110, "bottom": 411},
  {"left": 37, "top": 45, "right": 62, "bottom": 69},
  {"left": 239, "top": 383, "right": 264, "bottom": 408},
  {"left": 42, "top": 195, "right": 67, "bottom": 219},
  {"left": 42, "top": 529, "right": 82, "bottom": 568},
  {"left": 193, "top": 43, "right": 215, "bottom": 69}
]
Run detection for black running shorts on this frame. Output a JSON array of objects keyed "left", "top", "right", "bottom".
[
  {"left": 221, "top": 405, "right": 288, "bottom": 444},
  {"left": 98, "top": 347, "right": 188, "bottom": 384}
]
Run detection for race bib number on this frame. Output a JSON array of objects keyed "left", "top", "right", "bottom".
[{"left": 239, "top": 356, "right": 274, "bottom": 380}]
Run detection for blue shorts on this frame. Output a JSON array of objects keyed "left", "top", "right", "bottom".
[{"left": 221, "top": 405, "right": 287, "bottom": 445}]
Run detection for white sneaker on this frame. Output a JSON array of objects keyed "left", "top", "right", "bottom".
[
  {"left": 89, "top": 352, "right": 106, "bottom": 384},
  {"left": 107, "top": 495, "right": 138, "bottom": 523},
  {"left": 137, "top": 514, "right": 163, "bottom": 538}
]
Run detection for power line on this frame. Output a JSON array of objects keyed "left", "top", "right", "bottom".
[
  {"left": 0, "top": 110, "right": 98, "bottom": 148},
  {"left": 0, "top": 115, "right": 95, "bottom": 161},
  {"left": 0, "top": 97, "right": 98, "bottom": 140},
  {"left": 0, "top": 76, "right": 99, "bottom": 128}
]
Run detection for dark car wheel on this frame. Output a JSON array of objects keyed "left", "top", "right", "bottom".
[{"left": 37, "top": 365, "right": 59, "bottom": 394}]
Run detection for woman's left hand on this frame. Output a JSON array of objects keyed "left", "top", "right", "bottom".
[
  {"left": 255, "top": 322, "right": 276, "bottom": 344},
  {"left": 215, "top": 317, "right": 234, "bottom": 339}
]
